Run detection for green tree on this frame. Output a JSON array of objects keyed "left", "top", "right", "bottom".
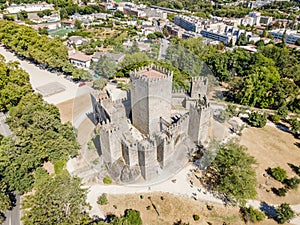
[
  {"left": 91, "top": 56, "right": 117, "bottom": 79},
  {"left": 22, "top": 172, "right": 91, "bottom": 225},
  {"left": 73, "top": 69, "right": 92, "bottom": 81},
  {"left": 114, "top": 10, "right": 124, "bottom": 18},
  {"left": 38, "top": 27, "right": 48, "bottom": 35},
  {"left": 93, "top": 77, "right": 107, "bottom": 90},
  {"left": 97, "top": 193, "right": 108, "bottom": 205},
  {"left": 75, "top": 20, "right": 82, "bottom": 29},
  {"left": 275, "top": 203, "right": 295, "bottom": 224},
  {"left": 0, "top": 92, "right": 79, "bottom": 194},
  {"left": 147, "top": 33, "right": 157, "bottom": 40},
  {"left": 240, "top": 206, "right": 265, "bottom": 223},
  {"left": 285, "top": 176, "right": 300, "bottom": 190},
  {"left": 17, "top": 10, "right": 28, "bottom": 20},
  {"left": 0, "top": 179, "right": 12, "bottom": 219},
  {"left": 205, "top": 141, "right": 257, "bottom": 205},
  {"left": 236, "top": 33, "right": 248, "bottom": 46},
  {"left": 111, "top": 209, "right": 142, "bottom": 225},
  {"left": 247, "top": 112, "right": 267, "bottom": 128},
  {"left": 269, "top": 167, "right": 287, "bottom": 183}
]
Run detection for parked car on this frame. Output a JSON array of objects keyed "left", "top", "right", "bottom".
[{"left": 79, "top": 82, "right": 86, "bottom": 87}]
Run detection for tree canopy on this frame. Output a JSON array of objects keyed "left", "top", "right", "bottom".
[
  {"left": 0, "top": 21, "right": 76, "bottom": 75},
  {"left": 22, "top": 172, "right": 90, "bottom": 225},
  {"left": 204, "top": 141, "right": 257, "bottom": 205}
]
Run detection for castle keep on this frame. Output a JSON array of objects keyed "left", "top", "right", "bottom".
[{"left": 95, "top": 65, "right": 211, "bottom": 182}]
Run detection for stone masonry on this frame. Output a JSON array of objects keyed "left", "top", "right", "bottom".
[{"left": 95, "top": 65, "right": 211, "bottom": 182}]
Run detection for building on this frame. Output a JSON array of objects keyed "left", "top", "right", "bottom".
[
  {"left": 68, "top": 36, "right": 88, "bottom": 47},
  {"left": 4, "top": 3, "right": 54, "bottom": 14},
  {"left": 165, "top": 23, "right": 184, "bottom": 38},
  {"left": 92, "top": 52, "right": 125, "bottom": 63},
  {"left": 69, "top": 51, "right": 92, "bottom": 68},
  {"left": 174, "top": 15, "right": 201, "bottom": 32},
  {"left": 269, "top": 29, "right": 300, "bottom": 44},
  {"left": 200, "top": 30, "right": 235, "bottom": 45},
  {"left": 260, "top": 16, "right": 273, "bottom": 25},
  {"left": 95, "top": 66, "right": 211, "bottom": 182},
  {"left": 61, "top": 20, "right": 76, "bottom": 28}
]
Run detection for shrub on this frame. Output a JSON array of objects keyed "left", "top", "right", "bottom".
[
  {"left": 247, "top": 112, "right": 267, "bottom": 128},
  {"left": 270, "top": 114, "right": 280, "bottom": 124},
  {"left": 272, "top": 187, "right": 287, "bottom": 197},
  {"left": 93, "top": 77, "right": 107, "bottom": 90},
  {"left": 146, "top": 205, "right": 151, "bottom": 210},
  {"left": 240, "top": 206, "right": 265, "bottom": 223},
  {"left": 103, "top": 176, "right": 112, "bottom": 184},
  {"left": 276, "top": 203, "right": 295, "bottom": 224},
  {"left": 193, "top": 214, "right": 200, "bottom": 221},
  {"left": 269, "top": 167, "right": 287, "bottom": 183},
  {"left": 285, "top": 176, "right": 300, "bottom": 190},
  {"left": 97, "top": 193, "right": 108, "bottom": 205},
  {"left": 207, "top": 205, "right": 214, "bottom": 210}
]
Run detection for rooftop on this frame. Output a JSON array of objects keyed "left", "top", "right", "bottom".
[
  {"left": 137, "top": 69, "right": 165, "bottom": 78},
  {"left": 69, "top": 52, "right": 92, "bottom": 62}
]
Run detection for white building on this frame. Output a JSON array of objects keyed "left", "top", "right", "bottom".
[
  {"left": 5, "top": 3, "right": 54, "bottom": 14},
  {"left": 269, "top": 29, "right": 300, "bottom": 44},
  {"left": 69, "top": 52, "right": 92, "bottom": 68}
]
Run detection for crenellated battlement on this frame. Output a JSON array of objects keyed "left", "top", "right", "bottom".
[
  {"left": 130, "top": 64, "right": 173, "bottom": 83},
  {"left": 112, "top": 96, "right": 128, "bottom": 104},
  {"left": 137, "top": 138, "right": 157, "bottom": 152},
  {"left": 166, "top": 113, "right": 189, "bottom": 132},
  {"left": 191, "top": 76, "right": 208, "bottom": 82},
  {"left": 99, "top": 120, "right": 119, "bottom": 134}
]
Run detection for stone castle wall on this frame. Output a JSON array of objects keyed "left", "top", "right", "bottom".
[
  {"left": 99, "top": 120, "right": 122, "bottom": 163},
  {"left": 130, "top": 66, "right": 173, "bottom": 135}
]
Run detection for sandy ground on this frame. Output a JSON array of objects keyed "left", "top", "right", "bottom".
[
  {"left": 240, "top": 125, "right": 300, "bottom": 205},
  {"left": 56, "top": 93, "right": 94, "bottom": 124}
]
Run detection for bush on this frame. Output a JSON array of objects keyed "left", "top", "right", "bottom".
[
  {"left": 269, "top": 167, "right": 287, "bottom": 183},
  {"left": 272, "top": 187, "right": 287, "bottom": 196},
  {"left": 93, "top": 77, "right": 107, "bottom": 90},
  {"left": 97, "top": 193, "right": 108, "bottom": 205},
  {"left": 276, "top": 203, "right": 295, "bottom": 224},
  {"left": 240, "top": 206, "right": 265, "bottom": 223},
  {"left": 103, "top": 176, "right": 112, "bottom": 184},
  {"left": 270, "top": 114, "right": 280, "bottom": 124},
  {"left": 193, "top": 214, "right": 200, "bottom": 221},
  {"left": 285, "top": 176, "right": 300, "bottom": 190},
  {"left": 207, "top": 205, "right": 214, "bottom": 210},
  {"left": 247, "top": 112, "right": 267, "bottom": 128}
]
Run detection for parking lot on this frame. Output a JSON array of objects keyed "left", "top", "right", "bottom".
[{"left": 0, "top": 46, "right": 92, "bottom": 105}]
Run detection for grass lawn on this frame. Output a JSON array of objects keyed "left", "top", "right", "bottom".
[{"left": 49, "top": 28, "right": 76, "bottom": 37}]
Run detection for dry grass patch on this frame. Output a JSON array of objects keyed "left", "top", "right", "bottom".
[
  {"left": 240, "top": 125, "right": 300, "bottom": 205},
  {"left": 100, "top": 193, "right": 245, "bottom": 225}
]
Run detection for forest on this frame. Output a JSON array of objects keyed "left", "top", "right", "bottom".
[
  {"left": 0, "top": 58, "right": 79, "bottom": 222},
  {"left": 166, "top": 37, "right": 300, "bottom": 114},
  {"left": 0, "top": 21, "right": 83, "bottom": 77}
]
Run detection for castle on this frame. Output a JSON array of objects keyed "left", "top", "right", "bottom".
[{"left": 95, "top": 65, "right": 211, "bottom": 182}]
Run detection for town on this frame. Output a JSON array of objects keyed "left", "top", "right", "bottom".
[{"left": 0, "top": 0, "right": 300, "bottom": 224}]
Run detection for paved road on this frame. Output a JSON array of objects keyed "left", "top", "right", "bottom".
[
  {"left": 3, "top": 195, "right": 21, "bottom": 225},
  {"left": 0, "top": 46, "right": 92, "bottom": 105},
  {"left": 158, "top": 38, "right": 169, "bottom": 60}
]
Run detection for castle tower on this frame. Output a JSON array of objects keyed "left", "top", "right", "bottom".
[
  {"left": 130, "top": 65, "right": 173, "bottom": 135},
  {"left": 190, "top": 76, "right": 208, "bottom": 99},
  {"left": 156, "top": 133, "right": 174, "bottom": 168},
  {"left": 137, "top": 138, "right": 159, "bottom": 180},
  {"left": 99, "top": 121, "right": 122, "bottom": 163},
  {"left": 121, "top": 136, "right": 139, "bottom": 168},
  {"left": 188, "top": 95, "right": 210, "bottom": 145}
]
